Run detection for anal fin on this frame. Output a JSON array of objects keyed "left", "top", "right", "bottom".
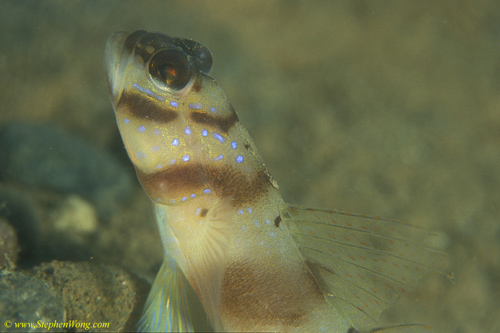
[{"left": 137, "top": 256, "right": 212, "bottom": 332}]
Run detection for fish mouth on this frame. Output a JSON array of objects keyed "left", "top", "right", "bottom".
[{"left": 103, "top": 31, "right": 134, "bottom": 104}]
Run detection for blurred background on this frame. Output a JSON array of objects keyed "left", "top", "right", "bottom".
[{"left": 1, "top": 1, "right": 499, "bottom": 332}]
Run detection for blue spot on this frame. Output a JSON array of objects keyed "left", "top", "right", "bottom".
[
  {"left": 137, "top": 151, "right": 146, "bottom": 159},
  {"left": 170, "top": 159, "right": 176, "bottom": 165},
  {"left": 213, "top": 132, "right": 225, "bottom": 143},
  {"left": 138, "top": 125, "right": 146, "bottom": 132},
  {"left": 265, "top": 219, "right": 271, "bottom": 225},
  {"left": 182, "top": 155, "right": 190, "bottom": 162},
  {"left": 151, "top": 146, "right": 160, "bottom": 152},
  {"left": 202, "top": 129, "right": 208, "bottom": 137},
  {"left": 145, "top": 89, "right": 154, "bottom": 96},
  {"left": 172, "top": 138, "right": 179, "bottom": 146},
  {"left": 214, "top": 154, "right": 223, "bottom": 161},
  {"left": 153, "top": 129, "right": 161, "bottom": 136},
  {"left": 132, "top": 83, "right": 143, "bottom": 92},
  {"left": 156, "top": 197, "right": 161, "bottom": 202},
  {"left": 236, "top": 155, "right": 244, "bottom": 163},
  {"left": 155, "top": 95, "right": 165, "bottom": 102},
  {"left": 242, "top": 226, "right": 247, "bottom": 231},
  {"left": 124, "top": 118, "right": 130, "bottom": 124},
  {"left": 247, "top": 208, "right": 252, "bottom": 213},
  {"left": 254, "top": 220, "right": 258, "bottom": 226},
  {"left": 270, "top": 232, "right": 275, "bottom": 237},
  {"left": 184, "top": 127, "right": 191, "bottom": 135},
  {"left": 238, "top": 210, "right": 244, "bottom": 215},
  {"left": 156, "top": 164, "right": 162, "bottom": 169},
  {"left": 231, "top": 141, "right": 237, "bottom": 149},
  {"left": 203, "top": 188, "right": 212, "bottom": 194},
  {"left": 211, "top": 107, "right": 216, "bottom": 112},
  {"left": 181, "top": 197, "right": 187, "bottom": 201},
  {"left": 170, "top": 101, "right": 178, "bottom": 107},
  {"left": 189, "top": 103, "right": 202, "bottom": 109},
  {"left": 169, "top": 199, "right": 175, "bottom": 203},
  {"left": 190, "top": 194, "right": 196, "bottom": 198}
]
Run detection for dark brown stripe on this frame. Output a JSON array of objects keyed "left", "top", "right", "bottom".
[
  {"left": 189, "top": 107, "right": 239, "bottom": 134},
  {"left": 136, "top": 162, "right": 271, "bottom": 208},
  {"left": 136, "top": 164, "right": 204, "bottom": 205},
  {"left": 117, "top": 92, "right": 178, "bottom": 123},
  {"left": 192, "top": 81, "right": 202, "bottom": 92},
  {"left": 122, "top": 30, "right": 153, "bottom": 62},
  {"left": 210, "top": 166, "right": 270, "bottom": 208},
  {"left": 221, "top": 261, "right": 323, "bottom": 329},
  {"left": 123, "top": 31, "right": 170, "bottom": 63},
  {"left": 123, "top": 31, "right": 147, "bottom": 53}
]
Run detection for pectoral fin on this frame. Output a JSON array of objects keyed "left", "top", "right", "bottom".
[
  {"left": 137, "top": 256, "right": 212, "bottom": 332},
  {"left": 280, "top": 204, "right": 448, "bottom": 329}
]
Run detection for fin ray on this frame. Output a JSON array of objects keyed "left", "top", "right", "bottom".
[
  {"left": 137, "top": 257, "right": 212, "bottom": 332},
  {"left": 178, "top": 196, "right": 233, "bottom": 330},
  {"left": 280, "top": 204, "right": 448, "bottom": 329}
]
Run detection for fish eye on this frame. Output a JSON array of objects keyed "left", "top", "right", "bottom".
[{"left": 148, "top": 49, "right": 193, "bottom": 91}]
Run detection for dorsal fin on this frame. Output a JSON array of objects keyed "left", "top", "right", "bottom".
[{"left": 280, "top": 204, "right": 449, "bottom": 329}]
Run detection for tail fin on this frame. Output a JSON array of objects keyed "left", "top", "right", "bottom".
[{"left": 137, "top": 256, "right": 212, "bottom": 332}]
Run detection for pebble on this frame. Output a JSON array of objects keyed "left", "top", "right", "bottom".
[
  {"left": 0, "top": 270, "right": 65, "bottom": 332},
  {"left": 33, "top": 261, "right": 149, "bottom": 332},
  {"left": 50, "top": 195, "right": 98, "bottom": 236}
]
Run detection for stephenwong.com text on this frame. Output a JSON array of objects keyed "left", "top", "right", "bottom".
[{"left": 7, "top": 320, "right": 110, "bottom": 331}]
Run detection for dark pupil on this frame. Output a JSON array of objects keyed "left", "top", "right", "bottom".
[
  {"left": 157, "top": 63, "right": 178, "bottom": 84},
  {"left": 149, "top": 50, "right": 192, "bottom": 91}
]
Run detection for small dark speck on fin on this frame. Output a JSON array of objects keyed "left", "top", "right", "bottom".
[{"left": 274, "top": 216, "right": 281, "bottom": 228}]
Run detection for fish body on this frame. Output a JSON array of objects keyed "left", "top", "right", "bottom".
[{"left": 104, "top": 31, "right": 447, "bottom": 332}]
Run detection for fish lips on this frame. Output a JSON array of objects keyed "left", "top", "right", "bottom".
[{"left": 104, "top": 31, "right": 136, "bottom": 104}]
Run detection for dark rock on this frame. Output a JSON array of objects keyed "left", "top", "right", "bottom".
[
  {"left": 0, "top": 188, "right": 41, "bottom": 267},
  {"left": 0, "top": 217, "right": 19, "bottom": 268},
  {"left": 0, "top": 270, "right": 65, "bottom": 332},
  {"left": 0, "top": 121, "right": 134, "bottom": 217}
]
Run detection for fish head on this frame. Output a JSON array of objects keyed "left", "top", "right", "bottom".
[{"left": 104, "top": 31, "right": 259, "bottom": 206}]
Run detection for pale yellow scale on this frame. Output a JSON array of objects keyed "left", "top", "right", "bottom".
[{"left": 104, "top": 30, "right": 449, "bottom": 333}]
